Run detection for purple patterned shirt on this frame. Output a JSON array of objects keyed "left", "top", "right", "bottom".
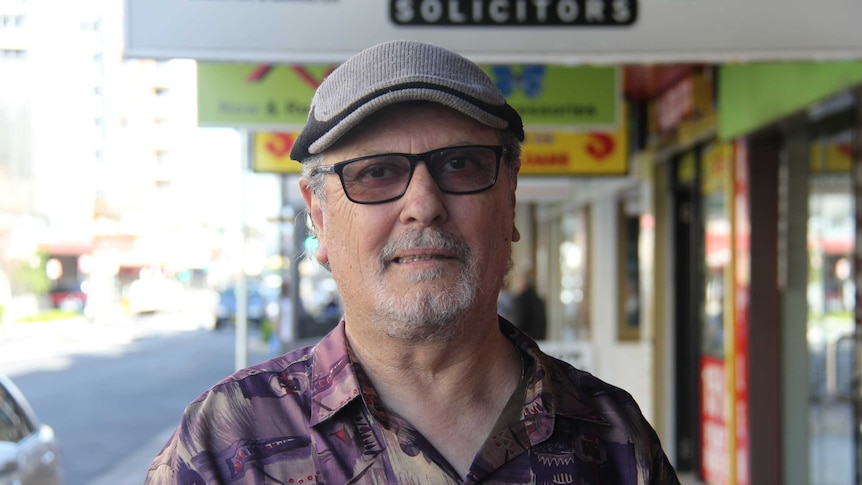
[{"left": 145, "top": 320, "right": 679, "bottom": 484}]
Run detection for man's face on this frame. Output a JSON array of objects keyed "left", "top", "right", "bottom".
[{"left": 300, "top": 104, "right": 520, "bottom": 341}]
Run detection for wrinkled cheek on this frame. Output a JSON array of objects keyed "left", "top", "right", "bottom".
[{"left": 327, "top": 235, "right": 380, "bottom": 281}]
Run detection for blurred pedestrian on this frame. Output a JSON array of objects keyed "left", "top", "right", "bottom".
[{"left": 514, "top": 268, "right": 547, "bottom": 340}]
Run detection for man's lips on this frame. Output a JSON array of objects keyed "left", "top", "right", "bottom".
[
  {"left": 392, "top": 249, "right": 458, "bottom": 264},
  {"left": 394, "top": 254, "right": 455, "bottom": 264}
]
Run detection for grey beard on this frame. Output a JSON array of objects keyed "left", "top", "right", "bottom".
[{"left": 372, "top": 228, "right": 478, "bottom": 342}]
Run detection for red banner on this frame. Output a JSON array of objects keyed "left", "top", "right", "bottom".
[
  {"left": 733, "top": 140, "right": 751, "bottom": 485},
  {"left": 701, "top": 355, "right": 729, "bottom": 485}
]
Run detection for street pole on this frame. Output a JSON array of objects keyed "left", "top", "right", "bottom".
[{"left": 234, "top": 130, "right": 250, "bottom": 371}]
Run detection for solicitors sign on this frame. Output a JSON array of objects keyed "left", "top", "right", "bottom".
[
  {"left": 126, "top": 0, "right": 862, "bottom": 64},
  {"left": 389, "top": 0, "right": 637, "bottom": 26}
]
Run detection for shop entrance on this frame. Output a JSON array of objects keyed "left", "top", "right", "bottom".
[{"left": 808, "top": 111, "right": 857, "bottom": 485}]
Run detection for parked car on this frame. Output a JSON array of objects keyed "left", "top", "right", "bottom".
[
  {"left": 214, "top": 283, "right": 276, "bottom": 329},
  {"left": 0, "top": 373, "right": 63, "bottom": 485},
  {"left": 48, "top": 282, "right": 87, "bottom": 313}
]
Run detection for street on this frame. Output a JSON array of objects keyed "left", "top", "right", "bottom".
[{"left": 0, "top": 312, "right": 287, "bottom": 485}]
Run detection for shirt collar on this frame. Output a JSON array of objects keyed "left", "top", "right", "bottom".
[
  {"left": 308, "top": 318, "right": 610, "bottom": 428},
  {"left": 308, "top": 320, "right": 363, "bottom": 426}
]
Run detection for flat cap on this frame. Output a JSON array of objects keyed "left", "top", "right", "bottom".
[{"left": 290, "top": 40, "right": 524, "bottom": 162}]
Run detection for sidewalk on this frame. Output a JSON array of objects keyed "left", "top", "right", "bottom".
[
  {"left": 0, "top": 317, "right": 138, "bottom": 376},
  {"left": 83, "top": 333, "right": 307, "bottom": 485},
  {"left": 0, "top": 311, "right": 211, "bottom": 377},
  {"left": 86, "top": 427, "right": 176, "bottom": 485}
]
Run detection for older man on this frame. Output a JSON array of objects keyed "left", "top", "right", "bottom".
[{"left": 145, "top": 40, "right": 679, "bottom": 484}]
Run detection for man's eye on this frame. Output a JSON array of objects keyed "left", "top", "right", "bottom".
[
  {"left": 442, "top": 155, "right": 479, "bottom": 172},
  {"left": 362, "top": 165, "right": 392, "bottom": 179},
  {"left": 352, "top": 160, "right": 407, "bottom": 182},
  {"left": 446, "top": 158, "right": 468, "bottom": 170}
]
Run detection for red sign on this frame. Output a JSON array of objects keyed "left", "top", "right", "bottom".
[
  {"left": 701, "top": 356, "right": 729, "bottom": 485},
  {"left": 733, "top": 140, "right": 751, "bottom": 485},
  {"left": 655, "top": 76, "right": 694, "bottom": 133}
]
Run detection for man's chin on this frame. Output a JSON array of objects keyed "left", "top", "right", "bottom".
[
  {"left": 392, "top": 265, "right": 449, "bottom": 283},
  {"left": 378, "top": 314, "right": 464, "bottom": 342},
  {"left": 374, "top": 289, "right": 472, "bottom": 336}
]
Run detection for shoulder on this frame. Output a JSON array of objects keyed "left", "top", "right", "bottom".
[
  {"left": 537, "top": 355, "right": 679, "bottom": 483},
  {"left": 509, "top": 323, "right": 648, "bottom": 425},
  {"left": 190, "top": 344, "right": 318, "bottom": 428}
]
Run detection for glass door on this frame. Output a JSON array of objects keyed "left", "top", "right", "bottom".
[{"left": 808, "top": 127, "right": 856, "bottom": 485}]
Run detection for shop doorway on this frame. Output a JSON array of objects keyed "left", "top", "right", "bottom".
[{"left": 808, "top": 121, "right": 856, "bottom": 485}]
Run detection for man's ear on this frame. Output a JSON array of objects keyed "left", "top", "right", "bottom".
[{"left": 299, "top": 178, "right": 329, "bottom": 265}]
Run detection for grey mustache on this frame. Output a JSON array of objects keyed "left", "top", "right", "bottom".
[{"left": 380, "top": 229, "right": 471, "bottom": 263}]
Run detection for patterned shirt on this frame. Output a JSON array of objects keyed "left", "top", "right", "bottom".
[{"left": 145, "top": 320, "right": 679, "bottom": 484}]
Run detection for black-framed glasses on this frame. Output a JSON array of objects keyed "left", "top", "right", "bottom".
[{"left": 313, "top": 145, "right": 504, "bottom": 204}]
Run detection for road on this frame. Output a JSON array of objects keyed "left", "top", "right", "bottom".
[{"left": 0, "top": 312, "right": 299, "bottom": 485}]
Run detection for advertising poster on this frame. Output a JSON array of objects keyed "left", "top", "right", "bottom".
[
  {"left": 700, "top": 142, "right": 732, "bottom": 485},
  {"left": 253, "top": 133, "right": 302, "bottom": 174},
  {"left": 733, "top": 140, "right": 751, "bottom": 485},
  {"left": 700, "top": 355, "right": 729, "bottom": 485},
  {"left": 198, "top": 62, "right": 619, "bottom": 132}
]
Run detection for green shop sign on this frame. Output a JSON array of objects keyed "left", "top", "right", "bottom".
[
  {"left": 197, "top": 62, "right": 619, "bottom": 131},
  {"left": 719, "top": 61, "right": 862, "bottom": 140}
]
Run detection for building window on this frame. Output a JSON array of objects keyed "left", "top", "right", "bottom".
[
  {"left": 80, "top": 19, "right": 101, "bottom": 31},
  {"left": 0, "top": 15, "right": 25, "bottom": 28},
  {"left": 0, "top": 49, "right": 27, "bottom": 60}
]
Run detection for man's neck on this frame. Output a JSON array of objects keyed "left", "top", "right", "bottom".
[{"left": 346, "top": 316, "right": 523, "bottom": 478}]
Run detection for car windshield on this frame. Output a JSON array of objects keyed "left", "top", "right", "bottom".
[{"left": 0, "top": 381, "right": 34, "bottom": 443}]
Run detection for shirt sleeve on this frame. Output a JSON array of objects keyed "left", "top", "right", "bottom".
[{"left": 143, "top": 428, "right": 199, "bottom": 485}]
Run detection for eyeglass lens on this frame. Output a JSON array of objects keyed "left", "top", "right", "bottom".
[{"left": 338, "top": 146, "right": 501, "bottom": 204}]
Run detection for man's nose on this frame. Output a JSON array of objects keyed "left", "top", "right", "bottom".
[{"left": 399, "top": 162, "right": 448, "bottom": 226}]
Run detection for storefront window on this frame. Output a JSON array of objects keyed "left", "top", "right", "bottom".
[
  {"left": 618, "top": 192, "right": 643, "bottom": 342},
  {"left": 559, "top": 208, "right": 589, "bottom": 339},
  {"left": 807, "top": 129, "right": 855, "bottom": 485}
]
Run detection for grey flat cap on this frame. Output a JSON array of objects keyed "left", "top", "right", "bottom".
[{"left": 290, "top": 40, "right": 524, "bottom": 162}]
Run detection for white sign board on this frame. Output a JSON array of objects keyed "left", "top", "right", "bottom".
[
  {"left": 537, "top": 340, "right": 594, "bottom": 373},
  {"left": 125, "top": 0, "right": 862, "bottom": 64}
]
